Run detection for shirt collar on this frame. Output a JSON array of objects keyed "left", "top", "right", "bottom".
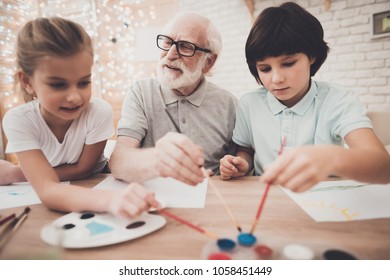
[
  {"left": 160, "top": 78, "right": 207, "bottom": 107},
  {"left": 267, "top": 80, "right": 317, "bottom": 116}
]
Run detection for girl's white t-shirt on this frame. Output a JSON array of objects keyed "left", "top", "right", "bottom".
[{"left": 3, "top": 97, "right": 114, "bottom": 172}]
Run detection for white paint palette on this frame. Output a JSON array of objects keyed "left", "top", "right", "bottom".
[{"left": 41, "top": 212, "right": 166, "bottom": 248}]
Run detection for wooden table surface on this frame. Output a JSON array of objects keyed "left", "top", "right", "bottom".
[{"left": 1, "top": 174, "right": 389, "bottom": 260}]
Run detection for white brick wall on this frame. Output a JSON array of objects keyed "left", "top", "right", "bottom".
[
  {"left": 178, "top": 0, "right": 390, "bottom": 109},
  {"left": 178, "top": 0, "right": 258, "bottom": 99}
]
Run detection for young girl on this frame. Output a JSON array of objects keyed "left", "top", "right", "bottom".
[
  {"left": 220, "top": 2, "right": 390, "bottom": 192},
  {"left": 2, "top": 17, "right": 159, "bottom": 217}
]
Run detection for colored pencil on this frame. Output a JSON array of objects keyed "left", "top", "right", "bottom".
[
  {"left": 249, "top": 138, "right": 286, "bottom": 234},
  {"left": 159, "top": 209, "right": 219, "bottom": 240},
  {"left": 201, "top": 167, "right": 242, "bottom": 233}
]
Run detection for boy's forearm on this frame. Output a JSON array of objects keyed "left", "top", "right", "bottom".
[{"left": 334, "top": 147, "right": 390, "bottom": 184}]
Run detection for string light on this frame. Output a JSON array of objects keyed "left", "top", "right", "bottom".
[
  {"left": 0, "top": 0, "right": 167, "bottom": 112},
  {"left": 0, "top": 0, "right": 38, "bottom": 110}
]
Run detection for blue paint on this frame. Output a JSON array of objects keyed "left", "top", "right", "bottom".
[
  {"left": 8, "top": 192, "right": 20, "bottom": 195},
  {"left": 237, "top": 233, "right": 257, "bottom": 247},
  {"left": 7, "top": 190, "right": 29, "bottom": 196},
  {"left": 86, "top": 221, "right": 114, "bottom": 236},
  {"left": 217, "top": 238, "right": 236, "bottom": 251}
]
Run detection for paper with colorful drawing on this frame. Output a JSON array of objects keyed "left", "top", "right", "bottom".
[
  {"left": 94, "top": 175, "right": 208, "bottom": 208},
  {"left": 282, "top": 180, "right": 390, "bottom": 222}
]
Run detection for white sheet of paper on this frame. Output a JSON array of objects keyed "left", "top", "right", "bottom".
[
  {"left": 94, "top": 175, "right": 208, "bottom": 208},
  {"left": 0, "top": 181, "right": 69, "bottom": 210},
  {"left": 283, "top": 180, "right": 390, "bottom": 222},
  {"left": 0, "top": 182, "right": 41, "bottom": 209}
]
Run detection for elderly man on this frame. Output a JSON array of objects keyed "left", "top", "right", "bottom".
[{"left": 109, "top": 12, "right": 237, "bottom": 186}]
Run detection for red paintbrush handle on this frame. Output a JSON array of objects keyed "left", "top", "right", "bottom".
[{"left": 159, "top": 209, "right": 205, "bottom": 234}]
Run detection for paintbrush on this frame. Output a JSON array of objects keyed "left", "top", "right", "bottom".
[
  {"left": 159, "top": 209, "right": 219, "bottom": 240},
  {"left": 0, "top": 213, "right": 16, "bottom": 227},
  {"left": 249, "top": 138, "right": 286, "bottom": 234},
  {"left": 0, "top": 207, "right": 31, "bottom": 252},
  {"left": 201, "top": 167, "right": 242, "bottom": 233}
]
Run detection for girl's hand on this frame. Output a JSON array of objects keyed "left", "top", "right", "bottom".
[
  {"left": 108, "top": 183, "right": 160, "bottom": 218},
  {"left": 260, "top": 146, "right": 336, "bottom": 192},
  {"left": 219, "top": 155, "right": 250, "bottom": 180}
]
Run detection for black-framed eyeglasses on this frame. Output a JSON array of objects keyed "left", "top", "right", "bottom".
[{"left": 156, "top": 34, "right": 211, "bottom": 57}]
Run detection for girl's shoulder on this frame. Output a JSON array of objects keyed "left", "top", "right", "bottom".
[{"left": 3, "top": 100, "right": 39, "bottom": 122}]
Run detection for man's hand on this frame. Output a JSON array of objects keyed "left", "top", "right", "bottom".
[{"left": 154, "top": 132, "right": 204, "bottom": 186}]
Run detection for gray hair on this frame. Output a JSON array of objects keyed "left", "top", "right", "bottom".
[{"left": 162, "top": 12, "right": 222, "bottom": 56}]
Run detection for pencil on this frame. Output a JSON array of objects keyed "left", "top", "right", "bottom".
[
  {"left": 0, "top": 213, "right": 16, "bottom": 227},
  {"left": 249, "top": 137, "right": 286, "bottom": 234},
  {"left": 159, "top": 209, "right": 219, "bottom": 240},
  {"left": 201, "top": 167, "right": 242, "bottom": 233}
]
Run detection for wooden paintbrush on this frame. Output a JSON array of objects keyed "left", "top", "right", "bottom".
[
  {"left": 0, "top": 213, "right": 16, "bottom": 227},
  {"left": 249, "top": 138, "right": 286, "bottom": 234},
  {"left": 201, "top": 167, "right": 242, "bottom": 233},
  {"left": 159, "top": 209, "right": 219, "bottom": 240},
  {"left": 0, "top": 207, "right": 30, "bottom": 252}
]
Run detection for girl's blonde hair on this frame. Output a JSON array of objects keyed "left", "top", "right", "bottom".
[{"left": 15, "top": 17, "right": 93, "bottom": 102}]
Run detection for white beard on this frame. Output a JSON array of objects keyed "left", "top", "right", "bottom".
[{"left": 157, "top": 55, "right": 207, "bottom": 90}]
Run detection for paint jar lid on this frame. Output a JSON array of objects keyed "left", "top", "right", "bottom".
[
  {"left": 254, "top": 244, "right": 273, "bottom": 257},
  {"left": 217, "top": 238, "right": 236, "bottom": 251},
  {"left": 323, "top": 249, "right": 357, "bottom": 260},
  {"left": 282, "top": 243, "right": 315, "bottom": 260},
  {"left": 208, "top": 252, "right": 232, "bottom": 260},
  {"left": 237, "top": 233, "right": 257, "bottom": 247}
]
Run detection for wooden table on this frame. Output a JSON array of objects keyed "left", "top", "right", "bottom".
[{"left": 1, "top": 175, "right": 389, "bottom": 260}]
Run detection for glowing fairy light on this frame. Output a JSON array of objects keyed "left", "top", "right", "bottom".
[{"left": 0, "top": 0, "right": 159, "bottom": 108}]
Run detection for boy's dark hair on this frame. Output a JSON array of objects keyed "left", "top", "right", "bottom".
[{"left": 245, "top": 2, "right": 329, "bottom": 84}]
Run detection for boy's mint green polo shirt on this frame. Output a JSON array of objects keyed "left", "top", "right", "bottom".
[{"left": 233, "top": 80, "right": 372, "bottom": 175}]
